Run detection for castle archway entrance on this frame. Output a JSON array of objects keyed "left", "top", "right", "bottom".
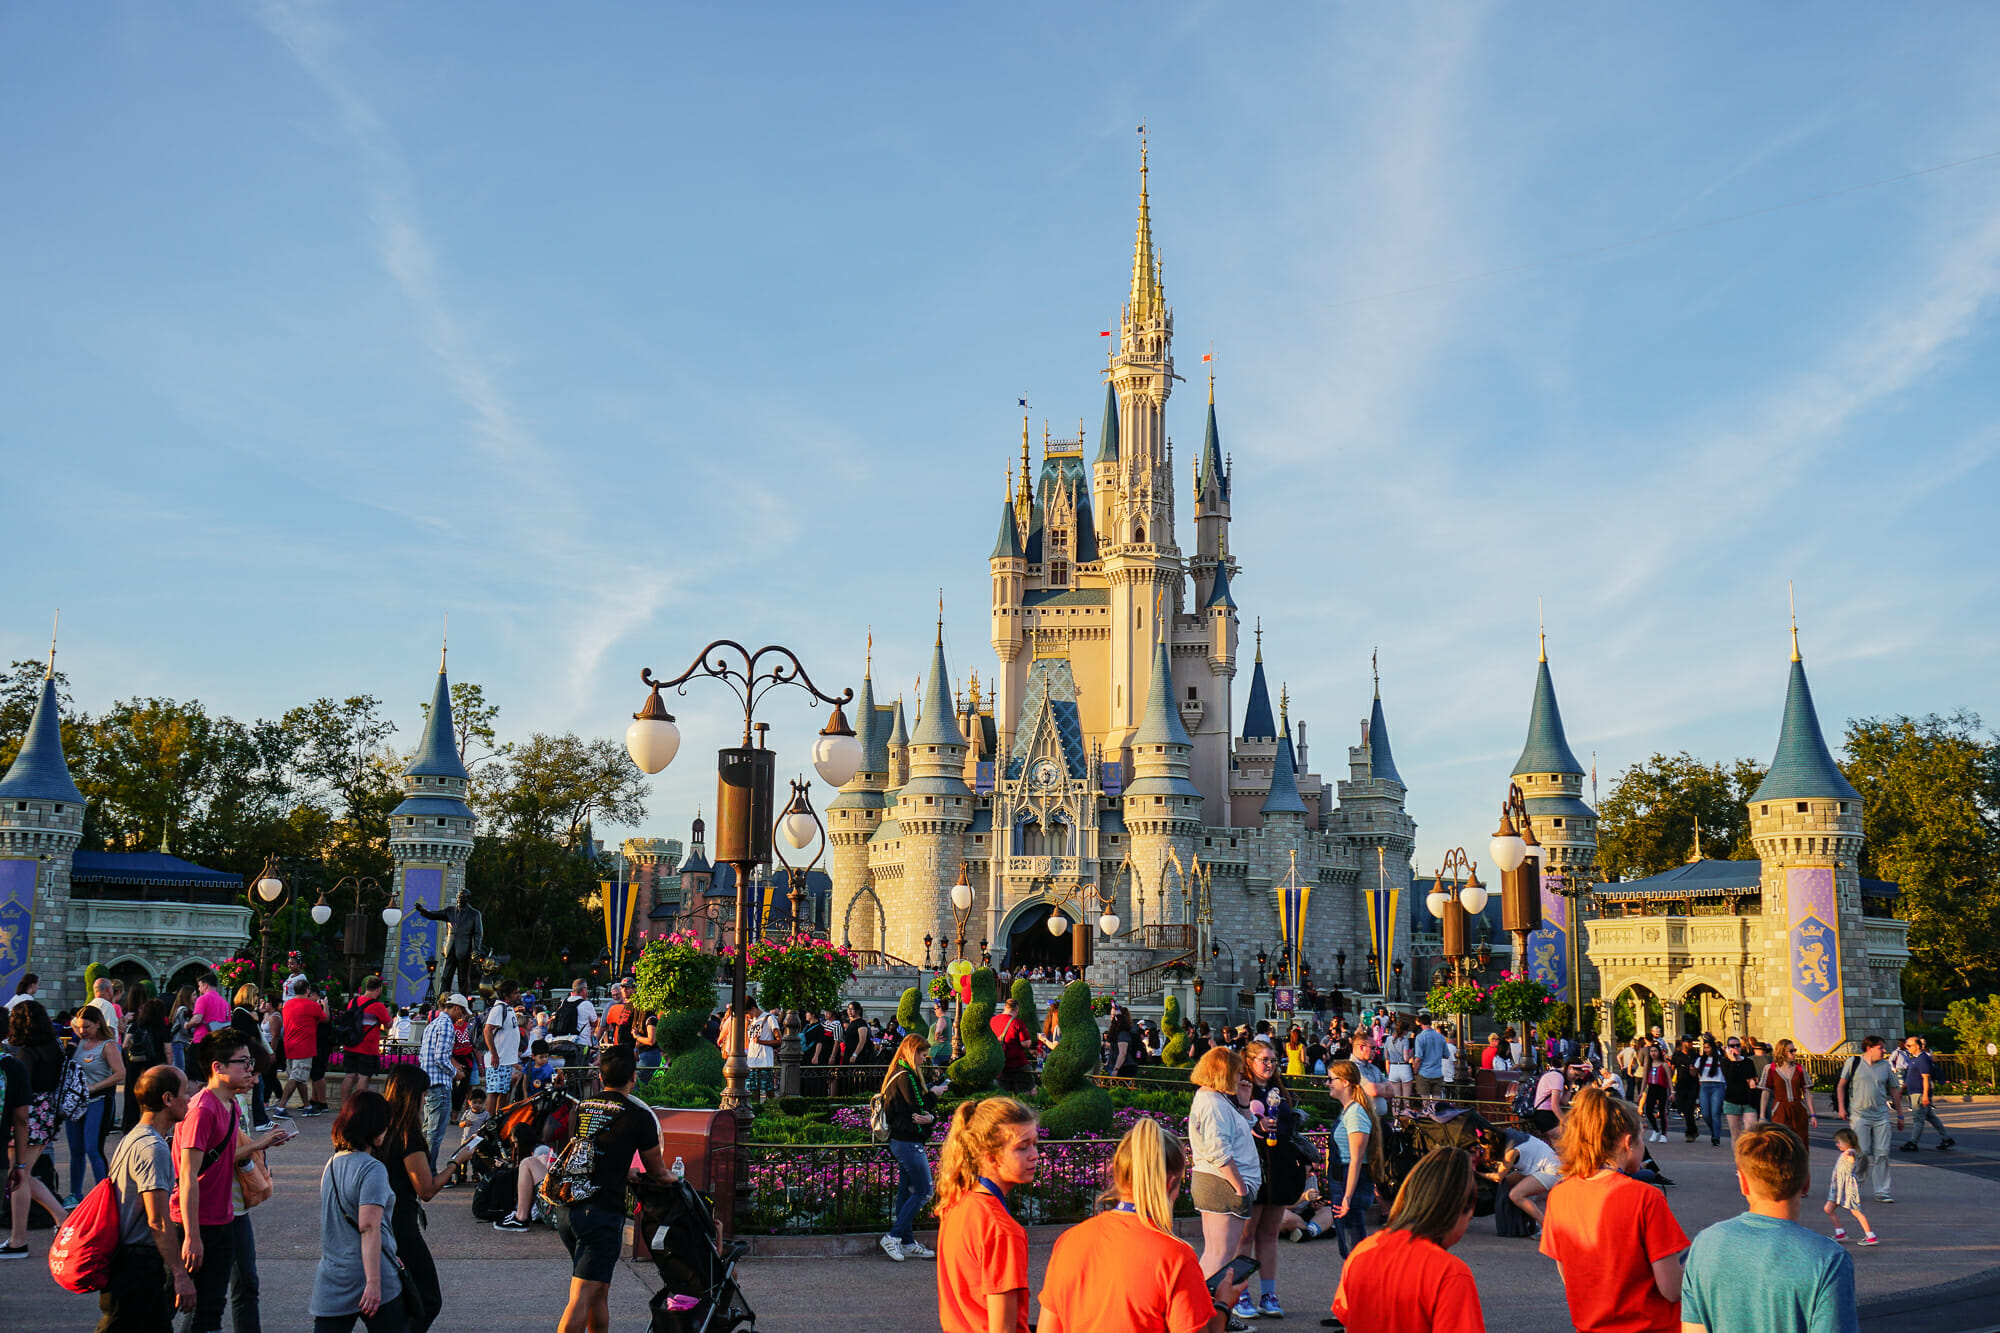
[{"left": 1000, "top": 900, "right": 1080, "bottom": 973}]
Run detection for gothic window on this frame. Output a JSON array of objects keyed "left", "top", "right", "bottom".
[
  {"left": 1133, "top": 524, "right": 1145, "bottom": 543},
  {"left": 1049, "top": 561, "right": 1069, "bottom": 586}
]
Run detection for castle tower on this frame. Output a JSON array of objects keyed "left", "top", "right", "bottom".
[
  {"left": 1198, "top": 544, "right": 1239, "bottom": 822},
  {"left": 677, "top": 812, "right": 716, "bottom": 944},
  {"left": 989, "top": 478, "right": 1028, "bottom": 760},
  {"left": 0, "top": 650, "right": 86, "bottom": 1006},
  {"left": 1329, "top": 658, "right": 1418, "bottom": 990},
  {"left": 895, "top": 626, "right": 974, "bottom": 959},
  {"left": 1511, "top": 634, "right": 1595, "bottom": 877},
  {"left": 1746, "top": 623, "right": 1883, "bottom": 1049},
  {"left": 384, "top": 654, "right": 477, "bottom": 1005},
  {"left": 1124, "top": 630, "right": 1203, "bottom": 930},
  {"left": 1100, "top": 139, "right": 1182, "bottom": 768},
  {"left": 828, "top": 658, "right": 889, "bottom": 950},
  {"left": 886, "top": 697, "right": 910, "bottom": 790}
]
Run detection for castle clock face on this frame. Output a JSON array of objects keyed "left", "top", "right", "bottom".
[{"left": 1031, "top": 758, "right": 1062, "bottom": 789}]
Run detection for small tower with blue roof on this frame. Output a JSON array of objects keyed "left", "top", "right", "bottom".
[
  {"left": 1747, "top": 614, "right": 1887, "bottom": 1048},
  {"left": 829, "top": 645, "right": 892, "bottom": 955},
  {"left": 1329, "top": 651, "right": 1418, "bottom": 991},
  {"left": 897, "top": 623, "right": 975, "bottom": 958},
  {"left": 383, "top": 645, "right": 478, "bottom": 1004},
  {"left": 0, "top": 642, "right": 87, "bottom": 1005},
  {"left": 1510, "top": 629, "right": 1597, "bottom": 880}
]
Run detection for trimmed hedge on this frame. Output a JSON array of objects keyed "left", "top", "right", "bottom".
[
  {"left": 1160, "top": 995, "right": 1190, "bottom": 1068},
  {"left": 948, "top": 968, "right": 1003, "bottom": 1093},
  {"left": 897, "top": 987, "right": 928, "bottom": 1041},
  {"left": 1039, "top": 1085, "right": 1115, "bottom": 1137},
  {"left": 1040, "top": 981, "right": 1100, "bottom": 1098}
]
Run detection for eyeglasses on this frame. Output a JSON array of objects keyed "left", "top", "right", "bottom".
[{"left": 216, "top": 1057, "right": 254, "bottom": 1070}]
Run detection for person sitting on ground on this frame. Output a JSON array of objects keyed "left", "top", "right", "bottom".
[
  {"left": 1683, "top": 1123, "right": 1857, "bottom": 1333},
  {"left": 492, "top": 1122, "right": 559, "bottom": 1233},
  {"left": 1494, "top": 1111, "right": 1563, "bottom": 1234},
  {"left": 1330, "top": 1146, "right": 1488, "bottom": 1333}
]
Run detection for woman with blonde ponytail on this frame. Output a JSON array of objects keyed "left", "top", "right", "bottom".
[
  {"left": 935, "top": 1097, "right": 1040, "bottom": 1333},
  {"left": 1539, "top": 1087, "right": 1689, "bottom": 1333},
  {"left": 1039, "top": 1118, "right": 1243, "bottom": 1333}
]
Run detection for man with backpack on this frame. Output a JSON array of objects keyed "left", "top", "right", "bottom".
[
  {"left": 172, "top": 1029, "right": 287, "bottom": 1333},
  {"left": 335, "top": 975, "right": 393, "bottom": 1104},
  {"left": 543, "top": 1046, "right": 671, "bottom": 1333},
  {"left": 484, "top": 980, "right": 525, "bottom": 1102},
  {"left": 96, "top": 1064, "right": 196, "bottom": 1329},
  {"left": 1836, "top": 1036, "right": 1904, "bottom": 1204},
  {"left": 547, "top": 979, "right": 597, "bottom": 1068}
]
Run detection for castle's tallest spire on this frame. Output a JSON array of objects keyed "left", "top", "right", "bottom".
[{"left": 1130, "top": 128, "right": 1162, "bottom": 320}]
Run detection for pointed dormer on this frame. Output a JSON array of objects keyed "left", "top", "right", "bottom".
[
  {"left": 1750, "top": 636, "right": 1860, "bottom": 804},
  {"left": 0, "top": 674, "right": 84, "bottom": 807}
]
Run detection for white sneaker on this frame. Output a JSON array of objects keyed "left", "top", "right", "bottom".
[
  {"left": 879, "top": 1234, "right": 906, "bottom": 1262},
  {"left": 902, "top": 1238, "right": 936, "bottom": 1259}
]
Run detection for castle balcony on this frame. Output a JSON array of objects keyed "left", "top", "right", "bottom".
[
  {"left": 1863, "top": 917, "right": 1910, "bottom": 969},
  {"left": 1005, "top": 856, "right": 1086, "bottom": 880},
  {"left": 1585, "top": 915, "right": 1755, "bottom": 1000},
  {"left": 70, "top": 899, "right": 252, "bottom": 976}
]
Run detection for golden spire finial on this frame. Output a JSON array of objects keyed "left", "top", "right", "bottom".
[
  {"left": 1131, "top": 122, "right": 1157, "bottom": 320},
  {"left": 1254, "top": 617, "right": 1263, "bottom": 663},
  {"left": 47, "top": 608, "right": 58, "bottom": 680},
  {"left": 1789, "top": 581, "right": 1800, "bottom": 661},
  {"left": 441, "top": 612, "right": 449, "bottom": 672},
  {"left": 1538, "top": 596, "right": 1546, "bottom": 664},
  {"left": 865, "top": 627, "right": 873, "bottom": 677},
  {"left": 1372, "top": 647, "right": 1379, "bottom": 700},
  {"left": 1279, "top": 683, "right": 1290, "bottom": 731}
]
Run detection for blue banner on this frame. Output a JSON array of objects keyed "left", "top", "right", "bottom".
[
  {"left": 395, "top": 867, "right": 444, "bottom": 1007},
  {"left": 1524, "top": 873, "right": 1570, "bottom": 1000},
  {"left": 0, "top": 859, "right": 35, "bottom": 1001}
]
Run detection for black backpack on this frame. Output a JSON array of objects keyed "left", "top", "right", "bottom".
[
  {"left": 331, "top": 998, "right": 370, "bottom": 1048},
  {"left": 551, "top": 998, "right": 581, "bottom": 1038}
]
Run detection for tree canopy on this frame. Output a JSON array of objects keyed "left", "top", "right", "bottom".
[{"left": 1596, "top": 751, "right": 1765, "bottom": 880}]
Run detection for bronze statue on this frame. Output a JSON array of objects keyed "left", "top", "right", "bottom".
[{"left": 416, "top": 888, "right": 484, "bottom": 998}]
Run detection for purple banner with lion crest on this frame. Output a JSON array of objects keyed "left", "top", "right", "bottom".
[{"left": 1787, "top": 867, "right": 1844, "bottom": 1053}]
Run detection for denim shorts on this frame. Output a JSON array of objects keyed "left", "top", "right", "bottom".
[{"left": 557, "top": 1200, "right": 626, "bottom": 1284}]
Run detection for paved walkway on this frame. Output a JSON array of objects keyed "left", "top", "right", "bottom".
[{"left": 13, "top": 1099, "right": 2000, "bottom": 1332}]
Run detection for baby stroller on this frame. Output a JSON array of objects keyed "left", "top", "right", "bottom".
[
  {"left": 469, "top": 1082, "right": 577, "bottom": 1222},
  {"left": 1391, "top": 1108, "right": 1500, "bottom": 1216},
  {"left": 633, "top": 1177, "right": 755, "bottom": 1333}
]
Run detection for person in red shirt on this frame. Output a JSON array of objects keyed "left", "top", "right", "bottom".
[
  {"left": 1331, "top": 1146, "right": 1486, "bottom": 1333},
  {"left": 1540, "top": 1087, "right": 1689, "bottom": 1333},
  {"left": 277, "top": 978, "right": 326, "bottom": 1116},
  {"left": 339, "top": 975, "right": 395, "bottom": 1104},
  {"left": 935, "top": 1096, "right": 1039, "bottom": 1333},
  {"left": 1039, "top": 1118, "right": 1245, "bottom": 1333},
  {"left": 988, "top": 998, "right": 1035, "bottom": 1094},
  {"left": 173, "top": 1028, "right": 288, "bottom": 1333}
]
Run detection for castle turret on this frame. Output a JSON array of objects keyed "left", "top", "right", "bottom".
[
  {"left": 896, "top": 626, "right": 974, "bottom": 959},
  {"left": 1190, "top": 378, "right": 1232, "bottom": 607},
  {"left": 384, "top": 652, "right": 478, "bottom": 1004},
  {"left": 1747, "top": 621, "right": 1883, "bottom": 1048},
  {"left": 887, "top": 696, "right": 910, "bottom": 790},
  {"left": 1329, "top": 657, "right": 1418, "bottom": 993},
  {"left": 0, "top": 651, "right": 86, "bottom": 1006},
  {"left": 1123, "top": 633, "right": 1203, "bottom": 929},
  {"left": 828, "top": 654, "right": 889, "bottom": 952},
  {"left": 1511, "top": 633, "right": 1594, "bottom": 877}
]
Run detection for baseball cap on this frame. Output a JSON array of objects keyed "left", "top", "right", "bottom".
[{"left": 442, "top": 993, "right": 469, "bottom": 1009}]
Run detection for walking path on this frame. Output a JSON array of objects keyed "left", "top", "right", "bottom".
[{"left": 13, "top": 1098, "right": 2000, "bottom": 1331}]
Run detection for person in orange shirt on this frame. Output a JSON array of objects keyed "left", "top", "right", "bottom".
[
  {"left": 1038, "top": 1118, "right": 1245, "bottom": 1333},
  {"left": 1538, "top": 1087, "right": 1689, "bottom": 1333},
  {"left": 935, "top": 1096, "right": 1040, "bottom": 1333},
  {"left": 1331, "top": 1145, "right": 1487, "bottom": 1333}
]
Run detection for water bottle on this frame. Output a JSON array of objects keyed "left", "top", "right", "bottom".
[{"left": 669, "top": 1155, "right": 685, "bottom": 1182}]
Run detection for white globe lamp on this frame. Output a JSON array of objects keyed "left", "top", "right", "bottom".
[
  {"left": 811, "top": 704, "right": 863, "bottom": 788},
  {"left": 950, "top": 877, "right": 974, "bottom": 913},
  {"left": 1047, "top": 912, "right": 1070, "bottom": 937},
  {"left": 255, "top": 873, "right": 284, "bottom": 903},
  {"left": 1459, "top": 877, "right": 1489, "bottom": 915},
  {"left": 781, "top": 807, "right": 819, "bottom": 849},
  {"left": 625, "top": 685, "right": 682, "bottom": 775},
  {"left": 1099, "top": 912, "right": 1120, "bottom": 937},
  {"left": 1490, "top": 809, "right": 1528, "bottom": 873},
  {"left": 310, "top": 902, "right": 333, "bottom": 926},
  {"left": 381, "top": 906, "right": 403, "bottom": 928}
]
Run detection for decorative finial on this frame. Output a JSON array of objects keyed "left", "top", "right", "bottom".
[
  {"left": 1254, "top": 617, "right": 1263, "bottom": 663},
  {"left": 1788, "top": 580, "right": 1800, "bottom": 661},
  {"left": 1372, "top": 647, "right": 1379, "bottom": 699},
  {"left": 937, "top": 589, "right": 945, "bottom": 636},
  {"left": 866, "top": 627, "right": 873, "bottom": 676},
  {"left": 441, "top": 613, "right": 449, "bottom": 672},
  {"left": 47, "top": 608, "right": 59, "bottom": 680},
  {"left": 1538, "top": 596, "right": 1546, "bottom": 663},
  {"left": 1279, "top": 683, "right": 1290, "bottom": 730}
]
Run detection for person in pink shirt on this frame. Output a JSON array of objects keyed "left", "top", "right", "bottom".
[{"left": 188, "top": 973, "right": 230, "bottom": 1043}]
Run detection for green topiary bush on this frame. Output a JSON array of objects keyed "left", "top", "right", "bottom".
[
  {"left": 1040, "top": 980, "right": 1100, "bottom": 1098},
  {"left": 84, "top": 961, "right": 106, "bottom": 996},
  {"left": 654, "top": 1009, "right": 708, "bottom": 1056},
  {"left": 897, "top": 987, "right": 928, "bottom": 1040},
  {"left": 1039, "top": 1084, "right": 1115, "bottom": 1137},
  {"left": 948, "top": 967, "right": 1003, "bottom": 1093},
  {"left": 665, "top": 1043, "right": 724, "bottom": 1090},
  {"left": 1160, "top": 995, "right": 1190, "bottom": 1067},
  {"left": 1010, "top": 976, "right": 1036, "bottom": 1015}
]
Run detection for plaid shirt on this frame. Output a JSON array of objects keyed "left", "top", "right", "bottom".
[{"left": 419, "top": 1012, "right": 458, "bottom": 1088}]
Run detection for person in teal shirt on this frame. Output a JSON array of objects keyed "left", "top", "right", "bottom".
[{"left": 1682, "top": 1123, "right": 1856, "bottom": 1333}]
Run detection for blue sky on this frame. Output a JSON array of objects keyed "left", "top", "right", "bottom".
[{"left": 4, "top": 4, "right": 1998, "bottom": 870}]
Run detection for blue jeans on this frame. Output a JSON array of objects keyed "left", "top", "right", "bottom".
[
  {"left": 1904, "top": 1101, "right": 1949, "bottom": 1147},
  {"left": 420, "top": 1084, "right": 453, "bottom": 1170},
  {"left": 887, "top": 1138, "right": 931, "bottom": 1243},
  {"left": 1332, "top": 1173, "right": 1374, "bottom": 1256},
  {"left": 66, "top": 1095, "right": 109, "bottom": 1195},
  {"left": 1698, "top": 1082, "right": 1727, "bottom": 1141}
]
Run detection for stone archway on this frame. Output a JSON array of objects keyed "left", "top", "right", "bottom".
[
  {"left": 997, "top": 898, "right": 1081, "bottom": 973},
  {"left": 842, "top": 884, "right": 887, "bottom": 954}
]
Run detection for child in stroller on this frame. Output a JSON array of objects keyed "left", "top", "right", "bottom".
[
  {"left": 632, "top": 1176, "right": 755, "bottom": 1333},
  {"left": 469, "top": 1080, "right": 576, "bottom": 1222}
]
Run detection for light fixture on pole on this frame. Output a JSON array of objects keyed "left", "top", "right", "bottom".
[
  {"left": 950, "top": 862, "right": 975, "bottom": 961},
  {"left": 248, "top": 856, "right": 288, "bottom": 986}
]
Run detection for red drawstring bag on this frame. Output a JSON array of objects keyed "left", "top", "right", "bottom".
[{"left": 46, "top": 1177, "right": 120, "bottom": 1293}]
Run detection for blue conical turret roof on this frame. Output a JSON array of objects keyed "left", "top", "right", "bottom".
[
  {"left": 1074, "top": 487, "right": 1098, "bottom": 564},
  {"left": 1512, "top": 658, "right": 1583, "bottom": 777},
  {"left": 1751, "top": 656, "right": 1860, "bottom": 802},
  {"left": 1205, "top": 559, "right": 1237, "bottom": 610},
  {"left": 1262, "top": 720, "right": 1307, "bottom": 816},
  {"left": 1198, "top": 397, "right": 1228, "bottom": 498},
  {"left": 1133, "top": 636, "right": 1192, "bottom": 747},
  {"left": 909, "top": 630, "right": 964, "bottom": 748},
  {"left": 888, "top": 697, "right": 908, "bottom": 749},
  {"left": 1241, "top": 653, "right": 1275, "bottom": 741},
  {"left": 0, "top": 674, "right": 84, "bottom": 804},
  {"left": 1369, "top": 688, "right": 1403, "bottom": 785},
  {"left": 408, "top": 670, "right": 470, "bottom": 781},
  {"left": 1095, "top": 382, "right": 1120, "bottom": 464},
  {"left": 990, "top": 499, "right": 1022, "bottom": 560},
  {"left": 856, "top": 671, "right": 887, "bottom": 775}
]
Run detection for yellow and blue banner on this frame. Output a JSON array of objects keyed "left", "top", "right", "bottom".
[
  {"left": 602, "top": 875, "right": 640, "bottom": 975},
  {"left": 1525, "top": 872, "right": 1570, "bottom": 1000},
  {"left": 1365, "top": 885, "right": 1398, "bottom": 995},
  {"left": 395, "top": 867, "right": 444, "bottom": 1007}
]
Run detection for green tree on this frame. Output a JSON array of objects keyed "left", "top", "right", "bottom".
[
  {"left": 481, "top": 733, "right": 648, "bottom": 847},
  {"left": 1843, "top": 712, "right": 2000, "bottom": 998},
  {"left": 1597, "top": 752, "right": 1766, "bottom": 880},
  {"left": 419, "top": 680, "right": 510, "bottom": 773},
  {"left": 281, "top": 695, "right": 401, "bottom": 882}
]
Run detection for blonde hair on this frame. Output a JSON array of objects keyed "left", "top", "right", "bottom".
[
  {"left": 1558, "top": 1086, "right": 1643, "bottom": 1178},
  {"left": 1387, "top": 1146, "right": 1476, "bottom": 1243},
  {"left": 1103, "top": 1117, "right": 1184, "bottom": 1234},
  {"left": 1772, "top": 1039, "right": 1797, "bottom": 1066},
  {"left": 1189, "top": 1045, "right": 1243, "bottom": 1093},
  {"left": 936, "top": 1096, "right": 1038, "bottom": 1213},
  {"left": 233, "top": 983, "right": 260, "bottom": 1008},
  {"left": 879, "top": 1034, "right": 932, "bottom": 1097},
  {"left": 1327, "top": 1060, "right": 1389, "bottom": 1184}
]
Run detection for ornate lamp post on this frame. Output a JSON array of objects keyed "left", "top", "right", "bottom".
[
  {"left": 923, "top": 934, "right": 934, "bottom": 969},
  {"left": 249, "top": 857, "right": 289, "bottom": 987},
  {"left": 1425, "top": 848, "right": 1488, "bottom": 1052},
  {"left": 1490, "top": 783, "right": 1547, "bottom": 1068},
  {"left": 1391, "top": 957, "right": 1404, "bottom": 1002},
  {"left": 623, "top": 640, "right": 858, "bottom": 1134},
  {"left": 315, "top": 875, "right": 400, "bottom": 991}
]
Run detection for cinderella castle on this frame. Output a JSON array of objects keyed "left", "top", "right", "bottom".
[{"left": 825, "top": 145, "right": 1420, "bottom": 999}]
